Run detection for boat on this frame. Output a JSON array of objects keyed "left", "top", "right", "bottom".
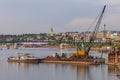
[{"left": 7, "top": 53, "right": 39, "bottom": 63}]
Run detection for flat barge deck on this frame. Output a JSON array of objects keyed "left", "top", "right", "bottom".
[{"left": 39, "top": 58, "right": 105, "bottom": 65}]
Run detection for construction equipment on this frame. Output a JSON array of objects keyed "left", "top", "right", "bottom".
[
  {"left": 70, "top": 5, "right": 106, "bottom": 58},
  {"left": 86, "top": 5, "right": 106, "bottom": 55}
]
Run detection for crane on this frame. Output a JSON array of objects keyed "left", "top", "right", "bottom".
[{"left": 86, "top": 5, "right": 106, "bottom": 55}]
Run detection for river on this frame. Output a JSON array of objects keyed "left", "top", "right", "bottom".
[{"left": 0, "top": 48, "right": 119, "bottom": 80}]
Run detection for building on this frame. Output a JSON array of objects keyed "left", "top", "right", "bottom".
[{"left": 108, "top": 49, "right": 120, "bottom": 65}]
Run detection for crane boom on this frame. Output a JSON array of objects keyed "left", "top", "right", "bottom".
[
  {"left": 86, "top": 5, "right": 106, "bottom": 54},
  {"left": 93, "top": 5, "right": 106, "bottom": 37}
]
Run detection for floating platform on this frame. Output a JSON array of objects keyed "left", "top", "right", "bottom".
[{"left": 39, "top": 58, "right": 105, "bottom": 65}]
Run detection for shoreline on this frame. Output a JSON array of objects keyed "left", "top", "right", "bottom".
[{"left": 21, "top": 45, "right": 110, "bottom": 53}]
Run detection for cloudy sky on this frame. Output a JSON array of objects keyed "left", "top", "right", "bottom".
[{"left": 0, "top": 0, "right": 120, "bottom": 34}]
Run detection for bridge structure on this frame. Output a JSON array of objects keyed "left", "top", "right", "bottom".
[
  {"left": 60, "top": 41, "right": 104, "bottom": 49},
  {"left": 16, "top": 42, "right": 49, "bottom": 45},
  {"left": 61, "top": 41, "right": 102, "bottom": 45}
]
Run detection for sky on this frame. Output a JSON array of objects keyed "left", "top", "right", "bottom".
[{"left": 0, "top": 0, "right": 120, "bottom": 34}]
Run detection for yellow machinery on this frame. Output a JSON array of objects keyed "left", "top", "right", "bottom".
[
  {"left": 76, "top": 50, "right": 86, "bottom": 56},
  {"left": 69, "top": 53, "right": 76, "bottom": 58},
  {"left": 69, "top": 50, "right": 87, "bottom": 58}
]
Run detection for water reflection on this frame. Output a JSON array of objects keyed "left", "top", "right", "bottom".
[
  {"left": 108, "top": 65, "right": 117, "bottom": 74},
  {"left": 45, "top": 64, "right": 119, "bottom": 80},
  {"left": 75, "top": 65, "right": 99, "bottom": 80},
  {"left": 1, "top": 48, "right": 120, "bottom": 80},
  {"left": 108, "top": 65, "right": 120, "bottom": 79},
  {"left": 75, "top": 64, "right": 120, "bottom": 80},
  {"left": 7, "top": 62, "right": 120, "bottom": 80},
  {"left": 8, "top": 62, "right": 39, "bottom": 69}
]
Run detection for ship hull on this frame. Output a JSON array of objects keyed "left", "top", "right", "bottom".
[
  {"left": 39, "top": 58, "right": 105, "bottom": 65},
  {"left": 7, "top": 59, "right": 39, "bottom": 63}
]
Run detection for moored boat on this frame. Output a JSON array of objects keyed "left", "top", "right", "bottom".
[{"left": 7, "top": 53, "right": 39, "bottom": 63}]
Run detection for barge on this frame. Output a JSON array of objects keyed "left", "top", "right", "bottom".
[
  {"left": 39, "top": 52, "right": 105, "bottom": 65},
  {"left": 39, "top": 58, "right": 105, "bottom": 65}
]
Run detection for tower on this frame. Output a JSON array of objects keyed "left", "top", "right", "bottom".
[{"left": 50, "top": 27, "right": 54, "bottom": 36}]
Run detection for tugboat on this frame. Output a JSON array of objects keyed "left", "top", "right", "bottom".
[{"left": 7, "top": 53, "right": 39, "bottom": 63}]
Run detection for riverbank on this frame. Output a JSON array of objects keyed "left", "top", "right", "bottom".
[{"left": 32, "top": 45, "right": 110, "bottom": 53}]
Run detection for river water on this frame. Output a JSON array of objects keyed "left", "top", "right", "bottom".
[{"left": 0, "top": 48, "right": 119, "bottom": 80}]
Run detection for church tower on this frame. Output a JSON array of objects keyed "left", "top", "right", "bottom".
[{"left": 50, "top": 27, "right": 54, "bottom": 36}]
